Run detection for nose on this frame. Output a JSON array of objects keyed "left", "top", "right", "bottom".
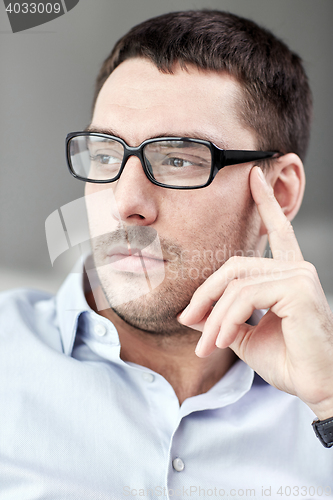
[{"left": 112, "top": 155, "right": 159, "bottom": 225}]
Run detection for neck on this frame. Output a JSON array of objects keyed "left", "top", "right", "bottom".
[{"left": 86, "top": 289, "right": 237, "bottom": 405}]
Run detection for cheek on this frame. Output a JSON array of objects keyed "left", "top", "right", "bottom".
[
  {"left": 211, "top": 166, "right": 254, "bottom": 217},
  {"left": 160, "top": 168, "right": 257, "bottom": 256},
  {"left": 85, "top": 182, "right": 113, "bottom": 196},
  {"left": 84, "top": 184, "right": 121, "bottom": 238},
  {"left": 214, "top": 164, "right": 252, "bottom": 194},
  {"left": 177, "top": 167, "right": 253, "bottom": 224}
]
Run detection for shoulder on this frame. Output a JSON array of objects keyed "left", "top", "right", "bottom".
[
  {"left": 0, "top": 287, "right": 54, "bottom": 321},
  {"left": 0, "top": 288, "right": 63, "bottom": 352},
  {"left": 0, "top": 286, "right": 52, "bottom": 309}
]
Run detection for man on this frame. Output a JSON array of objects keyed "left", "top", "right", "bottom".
[{"left": 1, "top": 9, "right": 333, "bottom": 499}]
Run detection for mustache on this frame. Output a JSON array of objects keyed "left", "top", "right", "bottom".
[{"left": 90, "top": 226, "right": 182, "bottom": 261}]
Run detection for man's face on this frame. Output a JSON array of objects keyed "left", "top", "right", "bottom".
[{"left": 86, "top": 58, "right": 262, "bottom": 335}]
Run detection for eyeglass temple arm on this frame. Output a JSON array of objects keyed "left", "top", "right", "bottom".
[{"left": 223, "top": 150, "right": 281, "bottom": 167}]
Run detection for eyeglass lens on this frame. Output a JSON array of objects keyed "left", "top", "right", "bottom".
[{"left": 68, "top": 135, "right": 213, "bottom": 187}]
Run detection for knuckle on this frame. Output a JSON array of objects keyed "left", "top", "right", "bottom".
[
  {"left": 292, "top": 262, "right": 319, "bottom": 286},
  {"left": 223, "top": 256, "right": 241, "bottom": 280},
  {"left": 226, "top": 278, "right": 240, "bottom": 293},
  {"left": 283, "top": 218, "right": 295, "bottom": 234},
  {"left": 294, "top": 274, "right": 315, "bottom": 292},
  {"left": 273, "top": 218, "right": 295, "bottom": 239},
  {"left": 302, "top": 261, "right": 317, "bottom": 276},
  {"left": 227, "top": 255, "right": 242, "bottom": 266},
  {"left": 239, "top": 285, "right": 251, "bottom": 300},
  {"left": 225, "top": 255, "right": 249, "bottom": 278}
]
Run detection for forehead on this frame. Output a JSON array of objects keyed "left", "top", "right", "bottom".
[{"left": 92, "top": 58, "right": 256, "bottom": 150}]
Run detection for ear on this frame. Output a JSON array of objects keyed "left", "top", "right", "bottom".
[{"left": 264, "top": 153, "right": 305, "bottom": 222}]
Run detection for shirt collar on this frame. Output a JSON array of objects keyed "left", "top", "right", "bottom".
[
  {"left": 55, "top": 261, "right": 89, "bottom": 356},
  {"left": 55, "top": 257, "right": 259, "bottom": 411},
  {"left": 179, "top": 359, "right": 254, "bottom": 416},
  {"left": 55, "top": 256, "right": 121, "bottom": 355}
]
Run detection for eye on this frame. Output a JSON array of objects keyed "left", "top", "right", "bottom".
[
  {"left": 90, "top": 154, "right": 120, "bottom": 165},
  {"left": 163, "top": 157, "right": 193, "bottom": 168}
]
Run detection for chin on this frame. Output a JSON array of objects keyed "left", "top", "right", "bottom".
[{"left": 100, "top": 274, "right": 197, "bottom": 336}]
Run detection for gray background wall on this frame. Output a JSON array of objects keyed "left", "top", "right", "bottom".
[{"left": 0, "top": 0, "right": 332, "bottom": 296}]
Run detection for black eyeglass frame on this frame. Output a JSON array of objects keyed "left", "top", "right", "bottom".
[{"left": 66, "top": 132, "right": 281, "bottom": 190}]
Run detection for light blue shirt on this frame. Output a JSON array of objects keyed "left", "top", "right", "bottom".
[{"left": 0, "top": 268, "right": 332, "bottom": 500}]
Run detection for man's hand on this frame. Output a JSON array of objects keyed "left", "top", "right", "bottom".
[{"left": 179, "top": 166, "right": 333, "bottom": 420}]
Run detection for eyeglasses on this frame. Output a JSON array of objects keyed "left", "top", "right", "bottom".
[{"left": 66, "top": 132, "right": 281, "bottom": 190}]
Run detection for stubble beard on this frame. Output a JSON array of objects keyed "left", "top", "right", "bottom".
[{"left": 91, "top": 203, "right": 259, "bottom": 337}]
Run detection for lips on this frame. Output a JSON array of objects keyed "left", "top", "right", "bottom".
[
  {"left": 107, "top": 244, "right": 163, "bottom": 259},
  {"left": 106, "top": 245, "right": 165, "bottom": 273},
  {"left": 90, "top": 225, "right": 167, "bottom": 275}
]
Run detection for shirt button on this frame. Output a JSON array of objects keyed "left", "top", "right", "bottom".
[
  {"left": 94, "top": 324, "right": 107, "bottom": 337},
  {"left": 142, "top": 372, "right": 155, "bottom": 383},
  {"left": 172, "top": 458, "right": 185, "bottom": 472}
]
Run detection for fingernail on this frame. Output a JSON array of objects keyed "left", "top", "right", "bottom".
[
  {"left": 256, "top": 167, "right": 266, "bottom": 183},
  {"left": 179, "top": 304, "right": 190, "bottom": 321},
  {"left": 195, "top": 335, "right": 203, "bottom": 354},
  {"left": 215, "top": 329, "right": 223, "bottom": 348}
]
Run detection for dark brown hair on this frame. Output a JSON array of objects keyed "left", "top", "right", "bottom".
[{"left": 93, "top": 10, "right": 312, "bottom": 160}]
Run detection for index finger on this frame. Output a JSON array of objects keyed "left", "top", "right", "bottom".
[{"left": 250, "top": 166, "right": 303, "bottom": 261}]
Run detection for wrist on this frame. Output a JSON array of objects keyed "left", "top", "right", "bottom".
[{"left": 307, "top": 398, "right": 333, "bottom": 422}]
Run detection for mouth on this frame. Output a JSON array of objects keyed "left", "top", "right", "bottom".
[{"left": 106, "top": 246, "right": 166, "bottom": 273}]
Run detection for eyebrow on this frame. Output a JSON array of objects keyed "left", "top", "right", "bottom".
[
  {"left": 85, "top": 125, "right": 229, "bottom": 150},
  {"left": 86, "top": 125, "right": 119, "bottom": 136}
]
